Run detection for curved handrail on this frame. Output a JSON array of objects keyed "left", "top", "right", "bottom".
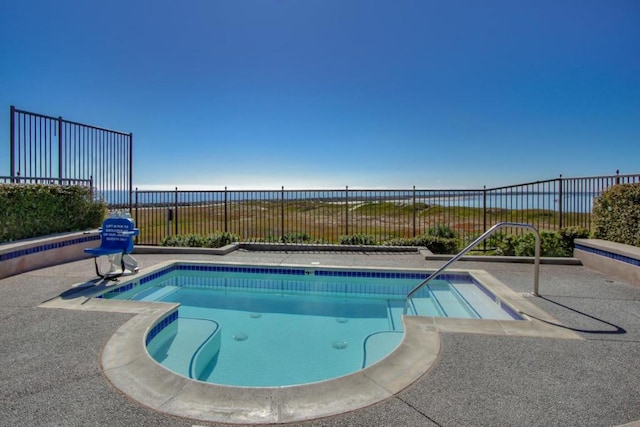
[{"left": 404, "top": 222, "right": 540, "bottom": 315}]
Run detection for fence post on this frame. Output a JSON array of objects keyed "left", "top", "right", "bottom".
[
  {"left": 58, "top": 116, "right": 63, "bottom": 179},
  {"left": 482, "top": 185, "right": 487, "bottom": 252},
  {"left": 128, "top": 132, "right": 133, "bottom": 211},
  {"left": 345, "top": 186, "right": 349, "bottom": 236},
  {"left": 224, "top": 186, "right": 228, "bottom": 233},
  {"left": 281, "top": 186, "right": 285, "bottom": 242},
  {"left": 558, "top": 174, "right": 563, "bottom": 229},
  {"left": 412, "top": 185, "right": 416, "bottom": 238},
  {"left": 9, "top": 106, "right": 15, "bottom": 180},
  {"left": 134, "top": 187, "right": 139, "bottom": 243},
  {"left": 174, "top": 187, "right": 179, "bottom": 236}
]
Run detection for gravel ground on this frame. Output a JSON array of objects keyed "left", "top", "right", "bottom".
[{"left": 1, "top": 250, "right": 638, "bottom": 427}]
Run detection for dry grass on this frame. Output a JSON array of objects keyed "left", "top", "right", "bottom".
[{"left": 132, "top": 200, "right": 590, "bottom": 246}]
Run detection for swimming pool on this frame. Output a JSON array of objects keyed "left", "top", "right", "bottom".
[{"left": 99, "top": 262, "right": 521, "bottom": 387}]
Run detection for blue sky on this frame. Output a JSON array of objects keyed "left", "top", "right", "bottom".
[{"left": 1, "top": 0, "right": 639, "bottom": 190}]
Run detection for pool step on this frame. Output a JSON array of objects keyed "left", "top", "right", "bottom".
[
  {"left": 451, "top": 283, "right": 514, "bottom": 320},
  {"left": 134, "top": 285, "right": 181, "bottom": 302},
  {"left": 362, "top": 331, "right": 403, "bottom": 368},
  {"left": 409, "top": 296, "right": 443, "bottom": 317},
  {"left": 424, "top": 284, "right": 477, "bottom": 318},
  {"left": 147, "top": 317, "right": 220, "bottom": 379}
]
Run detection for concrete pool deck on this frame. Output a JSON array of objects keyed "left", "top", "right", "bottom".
[{"left": 1, "top": 250, "right": 639, "bottom": 426}]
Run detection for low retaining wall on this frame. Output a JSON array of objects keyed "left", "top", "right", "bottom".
[
  {"left": 7, "top": 235, "right": 634, "bottom": 286},
  {"left": 0, "top": 231, "right": 100, "bottom": 280},
  {"left": 574, "top": 239, "right": 640, "bottom": 287}
]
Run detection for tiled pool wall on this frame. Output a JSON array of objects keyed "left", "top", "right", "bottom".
[
  {"left": 145, "top": 310, "right": 179, "bottom": 346},
  {"left": 575, "top": 244, "right": 640, "bottom": 267},
  {"left": 98, "top": 263, "right": 518, "bottom": 310},
  {"left": 102, "top": 263, "right": 524, "bottom": 343},
  {"left": 0, "top": 232, "right": 100, "bottom": 279},
  {"left": 574, "top": 239, "right": 640, "bottom": 287},
  {"left": 98, "top": 263, "right": 481, "bottom": 299}
]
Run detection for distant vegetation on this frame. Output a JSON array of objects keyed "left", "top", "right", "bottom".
[
  {"left": 136, "top": 199, "right": 590, "bottom": 249},
  {"left": 161, "top": 232, "right": 240, "bottom": 248},
  {"left": 4, "top": 183, "right": 631, "bottom": 253},
  {"left": 158, "top": 223, "right": 588, "bottom": 256}
]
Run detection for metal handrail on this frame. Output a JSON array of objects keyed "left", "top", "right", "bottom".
[{"left": 404, "top": 222, "right": 541, "bottom": 314}]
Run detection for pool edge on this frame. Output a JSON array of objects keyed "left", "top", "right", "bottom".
[
  {"left": 99, "top": 310, "right": 441, "bottom": 424},
  {"left": 40, "top": 260, "right": 582, "bottom": 424}
]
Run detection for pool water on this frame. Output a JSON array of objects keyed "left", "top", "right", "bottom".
[{"left": 104, "top": 266, "right": 518, "bottom": 386}]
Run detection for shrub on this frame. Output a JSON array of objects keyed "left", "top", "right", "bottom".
[
  {"left": 160, "top": 234, "right": 202, "bottom": 247},
  {"left": 384, "top": 234, "right": 459, "bottom": 254},
  {"left": 414, "top": 235, "right": 458, "bottom": 254},
  {"left": 592, "top": 183, "right": 640, "bottom": 247},
  {"left": 426, "top": 224, "right": 457, "bottom": 239},
  {"left": 382, "top": 225, "right": 458, "bottom": 254},
  {"left": 512, "top": 233, "right": 536, "bottom": 256},
  {"left": 282, "top": 232, "right": 312, "bottom": 243},
  {"left": 339, "top": 234, "right": 377, "bottom": 245},
  {"left": 514, "top": 232, "right": 566, "bottom": 257},
  {"left": 494, "top": 228, "right": 587, "bottom": 257},
  {"left": 494, "top": 233, "right": 518, "bottom": 256},
  {"left": 252, "top": 234, "right": 328, "bottom": 244},
  {"left": 383, "top": 238, "right": 411, "bottom": 246},
  {"left": 161, "top": 232, "right": 239, "bottom": 248},
  {"left": 202, "top": 232, "right": 240, "bottom": 247},
  {"left": 0, "top": 183, "right": 106, "bottom": 242},
  {"left": 558, "top": 226, "right": 590, "bottom": 255}
]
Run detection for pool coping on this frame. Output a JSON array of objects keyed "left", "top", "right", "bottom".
[
  {"left": 39, "top": 261, "right": 581, "bottom": 424},
  {"left": 0, "top": 230, "right": 100, "bottom": 280},
  {"left": 574, "top": 238, "right": 640, "bottom": 287}
]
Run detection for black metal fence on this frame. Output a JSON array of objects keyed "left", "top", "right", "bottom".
[
  {"left": 0, "top": 175, "right": 93, "bottom": 187},
  {"left": 9, "top": 106, "right": 133, "bottom": 208},
  {"left": 130, "top": 172, "right": 640, "bottom": 246}
]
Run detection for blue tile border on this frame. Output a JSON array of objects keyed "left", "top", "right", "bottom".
[
  {"left": 471, "top": 276, "right": 498, "bottom": 301},
  {"left": 111, "top": 263, "right": 479, "bottom": 294},
  {"left": 145, "top": 310, "right": 179, "bottom": 346},
  {"left": 0, "top": 234, "right": 100, "bottom": 262},
  {"left": 466, "top": 275, "right": 522, "bottom": 320},
  {"left": 575, "top": 244, "right": 640, "bottom": 267},
  {"left": 176, "top": 264, "right": 307, "bottom": 276},
  {"left": 140, "top": 266, "right": 177, "bottom": 284},
  {"left": 499, "top": 301, "right": 523, "bottom": 320},
  {"left": 314, "top": 270, "right": 429, "bottom": 280},
  {"left": 103, "top": 267, "right": 480, "bottom": 298},
  {"left": 96, "top": 281, "right": 137, "bottom": 298},
  {"left": 97, "top": 262, "right": 523, "bottom": 320}
]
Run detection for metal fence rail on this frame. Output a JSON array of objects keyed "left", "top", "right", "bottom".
[
  {"left": 0, "top": 175, "right": 93, "bottom": 187},
  {"left": 130, "top": 172, "right": 640, "bottom": 246},
  {"left": 9, "top": 106, "right": 133, "bottom": 209}
]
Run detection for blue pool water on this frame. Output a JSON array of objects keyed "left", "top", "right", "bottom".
[{"left": 102, "top": 264, "right": 519, "bottom": 386}]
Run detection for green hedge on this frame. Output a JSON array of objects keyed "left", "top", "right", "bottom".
[
  {"left": 384, "top": 234, "right": 459, "bottom": 254},
  {"left": 161, "top": 232, "right": 240, "bottom": 248},
  {"left": 155, "top": 225, "right": 588, "bottom": 257},
  {"left": 384, "top": 225, "right": 460, "bottom": 254},
  {"left": 592, "top": 183, "right": 640, "bottom": 247},
  {"left": 492, "top": 227, "right": 589, "bottom": 257},
  {"left": 339, "top": 233, "right": 378, "bottom": 245},
  {"left": 0, "top": 184, "right": 107, "bottom": 243}
]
